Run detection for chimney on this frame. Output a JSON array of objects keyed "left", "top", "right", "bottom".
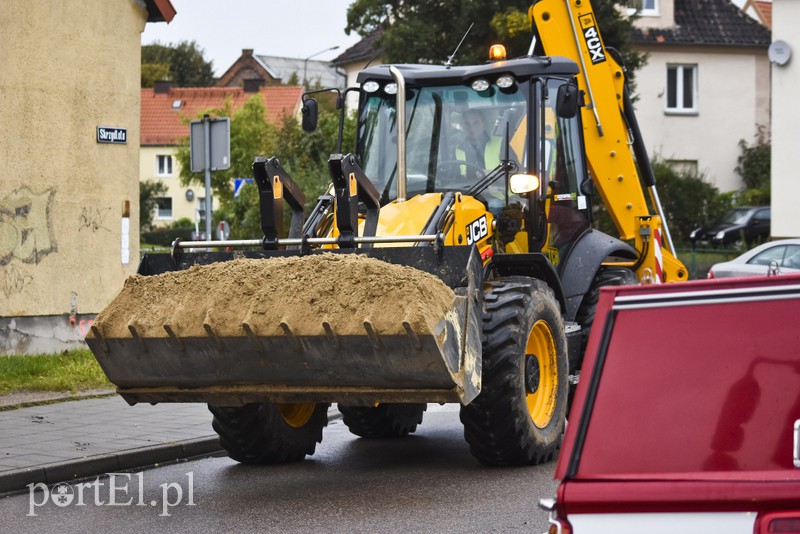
[
  {"left": 154, "top": 80, "right": 174, "bottom": 94},
  {"left": 243, "top": 78, "right": 265, "bottom": 93},
  {"left": 242, "top": 49, "right": 254, "bottom": 57}
]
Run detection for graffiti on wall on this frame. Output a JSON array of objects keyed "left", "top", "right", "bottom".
[
  {"left": 2, "top": 263, "right": 33, "bottom": 299},
  {"left": 78, "top": 206, "right": 111, "bottom": 233},
  {"left": 0, "top": 187, "right": 57, "bottom": 266}
]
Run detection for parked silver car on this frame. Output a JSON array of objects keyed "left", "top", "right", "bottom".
[{"left": 707, "top": 238, "right": 800, "bottom": 278}]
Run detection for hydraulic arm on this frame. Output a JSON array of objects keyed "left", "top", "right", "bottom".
[{"left": 531, "top": 0, "right": 687, "bottom": 282}]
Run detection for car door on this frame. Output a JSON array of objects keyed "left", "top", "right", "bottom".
[{"left": 748, "top": 207, "right": 771, "bottom": 244}]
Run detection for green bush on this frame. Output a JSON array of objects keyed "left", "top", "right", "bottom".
[{"left": 141, "top": 226, "right": 195, "bottom": 247}]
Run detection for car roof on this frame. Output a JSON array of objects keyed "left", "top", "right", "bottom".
[{"left": 723, "top": 238, "right": 800, "bottom": 265}]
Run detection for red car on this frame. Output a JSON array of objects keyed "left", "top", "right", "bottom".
[{"left": 541, "top": 274, "right": 800, "bottom": 533}]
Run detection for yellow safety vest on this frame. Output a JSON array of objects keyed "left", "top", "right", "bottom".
[{"left": 455, "top": 136, "right": 502, "bottom": 170}]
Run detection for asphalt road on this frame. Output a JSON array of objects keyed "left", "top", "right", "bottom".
[{"left": 0, "top": 405, "right": 558, "bottom": 533}]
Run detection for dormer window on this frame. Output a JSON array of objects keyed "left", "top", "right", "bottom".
[{"left": 629, "top": 0, "right": 659, "bottom": 16}]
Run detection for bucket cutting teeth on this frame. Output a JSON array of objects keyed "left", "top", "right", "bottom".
[
  {"left": 127, "top": 324, "right": 148, "bottom": 353},
  {"left": 241, "top": 322, "right": 264, "bottom": 352},
  {"left": 402, "top": 321, "right": 422, "bottom": 351},
  {"left": 322, "top": 321, "right": 340, "bottom": 350},
  {"left": 280, "top": 321, "right": 303, "bottom": 352},
  {"left": 162, "top": 324, "right": 185, "bottom": 352}
]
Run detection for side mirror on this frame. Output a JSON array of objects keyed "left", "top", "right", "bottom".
[
  {"left": 302, "top": 98, "right": 318, "bottom": 132},
  {"left": 580, "top": 177, "right": 596, "bottom": 197},
  {"left": 556, "top": 82, "right": 580, "bottom": 119}
]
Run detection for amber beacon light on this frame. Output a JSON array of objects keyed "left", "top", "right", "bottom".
[{"left": 489, "top": 44, "right": 507, "bottom": 61}]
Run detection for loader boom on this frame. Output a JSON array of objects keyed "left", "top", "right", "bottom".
[{"left": 531, "top": 0, "right": 687, "bottom": 283}]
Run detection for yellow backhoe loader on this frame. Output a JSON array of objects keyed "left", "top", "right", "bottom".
[{"left": 87, "top": 0, "right": 687, "bottom": 466}]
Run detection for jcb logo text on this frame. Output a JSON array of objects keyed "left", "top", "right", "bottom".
[{"left": 466, "top": 216, "right": 489, "bottom": 246}]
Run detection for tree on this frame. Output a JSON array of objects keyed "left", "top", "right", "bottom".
[
  {"left": 175, "top": 96, "right": 277, "bottom": 204},
  {"left": 591, "top": 158, "right": 730, "bottom": 247},
  {"left": 735, "top": 126, "right": 770, "bottom": 204},
  {"left": 650, "top": 160, "right": 729, "bottom": 246},
  {"left": 141, "top": 40, "right": 215, "bottom": 87},
  {"left": 139, "top": 179, "right": 168, "bottom": 232},
  {"left": 345, "top": 0, "right": 644, "bottom": 84},
  {"left": 172, "top": 92, "right": 354, "bottom": 239},
  {"left": 221, "top": 109, "right": 358, "bottom": 239}
]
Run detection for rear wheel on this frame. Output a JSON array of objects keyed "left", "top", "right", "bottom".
[
  {"left": 460, "top": 277, "right": 568, "bottom": 466},
  {"left": 208, "top": 402, "right": 329, "bottom": 464},
  {"left": 575, "top": 266, "right": 638, "bottom": 356},
  {"left": 339, "top": 403, "right": 427, "bottom": 438},
  {"left": 572, "top": 266, "right": 638, "bottom": 408}
]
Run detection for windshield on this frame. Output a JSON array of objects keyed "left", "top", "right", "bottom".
[
  {"left": 720, "top": 208, "right": 753, "bottom": 225},
  {"left": 356, "top": 82, "right": 529, "bottom": 210}
]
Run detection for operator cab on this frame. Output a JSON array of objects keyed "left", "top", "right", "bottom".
[
  {"left": 357, "top": 57, "right": 590, "bottom": 262},
  {"left": 304, "top": 54, "right": 593, "bottom": 264}
]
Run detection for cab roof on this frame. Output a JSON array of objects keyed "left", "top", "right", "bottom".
[{"left": 356, "top": 56, "right": 579, "bottom": 86}]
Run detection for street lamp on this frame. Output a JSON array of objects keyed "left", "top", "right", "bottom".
[{"left": 303, "top": 45, "right": 340, "bottom": 87}]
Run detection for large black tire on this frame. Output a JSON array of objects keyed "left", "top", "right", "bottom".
[
  {"left": 208, "top": 402, "right": 329, "bottom": 464},
  {"left": 570, "top": 267, "right": 636, "bottom": 410},
  {"left": 339, "top": 403, "right": 427, "bottom": 438},
  {"left": 575, "top": 266, "right": 638, "bottom": 358},
  {"left": 460, "top": 277, "right": 569, "bottom": 466}
]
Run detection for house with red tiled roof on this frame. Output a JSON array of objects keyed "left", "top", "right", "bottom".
[
  {"left": 737, "top": 0, "right": 772, "bottom": 28},
  {"left": 140, "top": 83, "right": 303, "bottom": 228}
]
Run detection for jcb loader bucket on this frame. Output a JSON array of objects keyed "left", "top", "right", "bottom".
[{"left": 86, "top": 246, "right": 483, "bottom": 407}]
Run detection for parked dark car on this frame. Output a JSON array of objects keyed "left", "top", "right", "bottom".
[{"left": 689, "top": 206, "right": 770, "bottom": 248}]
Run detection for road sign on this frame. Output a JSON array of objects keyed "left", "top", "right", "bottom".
[
  {"left": 96, "top": 126, "right": 127, "bottom": 144},
  {"left": 190, "top": 117, "right": 231, "bottom": 172}
]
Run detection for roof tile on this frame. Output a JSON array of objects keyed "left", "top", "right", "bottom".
[
  {"left": 141, "top": 86, "right": 303, "bottom": 146},
  {"left": 633, "top": 0, "right": 770, "bottom": 47}
]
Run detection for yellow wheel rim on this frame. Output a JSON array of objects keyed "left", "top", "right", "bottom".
[
  {"left": 278, "top": 403, "right": 315, "bottom": 428},
  {"left": 525, "top": 319, "right": 558, "bottom": 429}
]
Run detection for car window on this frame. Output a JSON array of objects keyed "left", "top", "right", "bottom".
[
  {"left": 782, "top": 246, "right": 800, "bottom": 269},
  {"left": 721, "top": 208, "right": 752, "bottom": 225},
  {"left": 754, "top": 208, "right": 770, "bottom": 222},
  {"left": 747, "top": 245, "right": 786, "bottom": 266}
]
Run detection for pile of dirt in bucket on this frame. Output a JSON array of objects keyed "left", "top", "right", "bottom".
[{"left": 92, "top": 254, "right": 455, "bottom": 339}]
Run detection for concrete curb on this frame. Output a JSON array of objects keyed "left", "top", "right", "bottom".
[
  {"left": 0, "top": 436, "right": 222, "bottom": 496},
  {"left": 0, "top": 407, "right": 343, "bottom": 496}
]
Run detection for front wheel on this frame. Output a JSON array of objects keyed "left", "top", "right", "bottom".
[
  {"left": 209, "top": 402, "right": 329, "bottom": 464},
  {"left": 460, "top": 277, "right": 568, "bottom": 466}
]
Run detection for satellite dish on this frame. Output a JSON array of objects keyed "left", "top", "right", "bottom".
[{"left": 768, "top": 40, "right": 792, "bottom": 66}]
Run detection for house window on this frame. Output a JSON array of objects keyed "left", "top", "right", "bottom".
[
  {"left": 629, "top": 0, "right": 658, "bottom": 16},
  {"left": 155, "top": 197, "right": 173, "bottom": 219},
  {"left": 157, "top": 155, "right": 173, "bottom": 176},
  {"left": 666, "top": 159, "right": 698, "bottom": 176},
  {"left": 666, "top": 64, "right": 697, "bottom": 114}
]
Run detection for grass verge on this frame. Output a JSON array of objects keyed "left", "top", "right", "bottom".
[{"left": 0, "top": 349, "right": 112, "bottom": 395}]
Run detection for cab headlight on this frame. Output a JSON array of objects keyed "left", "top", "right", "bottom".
[
  {"left": 715, "top": 231, "right": 726, "bottom": 240},
  {"left": 471, "top": 79, "right": 490, "bottom": 92},
  {"left": 509, "top": 173, "right": 540, "bottom": 194}
]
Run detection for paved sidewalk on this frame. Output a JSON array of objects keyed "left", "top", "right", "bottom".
[{"left": 0, "top": 396, "right": 221, "bottom": 495}]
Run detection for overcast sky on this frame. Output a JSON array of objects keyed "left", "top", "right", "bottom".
[{"left": 141, "top": 0, "right": 363, "bottom": 77}]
